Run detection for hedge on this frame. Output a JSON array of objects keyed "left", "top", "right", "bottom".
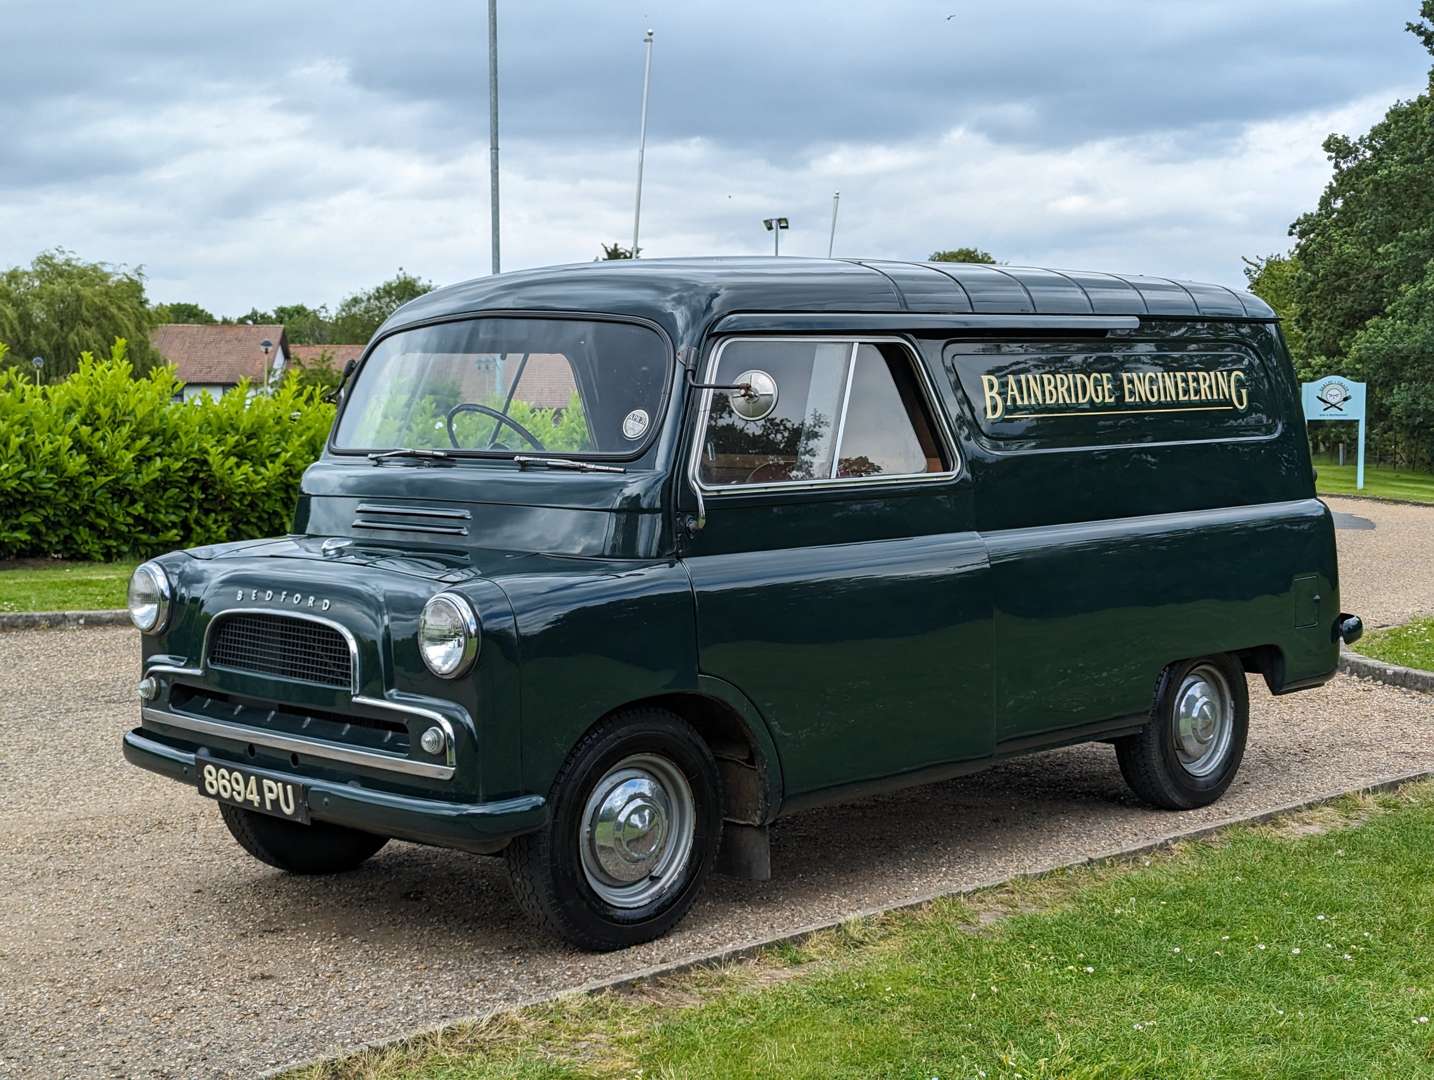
[{"left": 0, "top": 341, "right": 335, "bottom": 561}]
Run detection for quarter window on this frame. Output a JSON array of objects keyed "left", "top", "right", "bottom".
[{"left": 696, "top": 340, "right": 951, "bottom": 488}]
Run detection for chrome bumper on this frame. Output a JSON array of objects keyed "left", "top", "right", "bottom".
[{"left": 140, "top": 704, "right": 456, "bottom": 781}]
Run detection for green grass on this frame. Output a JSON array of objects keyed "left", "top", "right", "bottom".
[
  {"left": 1356, "top": 617, "right": 1434, "bottom": 672},
  {"left": 1313, "top": 456, "right": 1434, "bottom": 504},
  {"left": 292, "top": 784, "right": 1434, "bottom": 1080},
  {"left": 0, "top": 560, "right": 134, "bottom": 612}
]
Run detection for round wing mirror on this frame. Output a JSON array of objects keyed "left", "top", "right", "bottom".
[{"left": 730, "top": 369, "right": 778, "bottom": 422}]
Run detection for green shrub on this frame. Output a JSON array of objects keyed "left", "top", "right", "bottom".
[{"left": 0, "top": 341, "right": 334, "bottom": 561}]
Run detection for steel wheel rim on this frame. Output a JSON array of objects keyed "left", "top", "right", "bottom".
[
  {"left": 1173, "top": 664, "right": 1234, "bottom": 777},
  {"left": 579, "top": 753, "right": 696, "bottom": 909}
]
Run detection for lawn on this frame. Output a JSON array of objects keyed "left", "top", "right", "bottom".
[
  {"left": 1313, "top": 456, "right": 1434, "bottom": 504},
  {"left": 294, "top": 783, "right": 1434, "bottom": 1080},
  {"left": 0, "top": 560, "right": 134, "bottom": 612},
  {"left": 1356, "top": 617, "right": 1434, "bottom": 672}
]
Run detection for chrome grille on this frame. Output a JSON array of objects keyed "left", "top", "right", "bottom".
[{"left": 208, "top": 613, "right": 352, "bottom": 689}]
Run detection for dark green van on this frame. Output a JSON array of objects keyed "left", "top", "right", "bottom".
[{"left": 123, "top": 258, "right": 1363, "bottom": 950}]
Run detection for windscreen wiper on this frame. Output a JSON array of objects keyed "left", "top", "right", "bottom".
[
  {"left": 513, "top": 455, "right": 626, "bottom": 474},
  {"left": 367, "top": 447, "right": 453, "bottom": 464}
]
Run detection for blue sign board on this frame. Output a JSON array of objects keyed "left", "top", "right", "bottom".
[{"left": 1301, "top": 375, "right": 1366, "bottom": 490}]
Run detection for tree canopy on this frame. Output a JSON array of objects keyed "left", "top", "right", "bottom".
[
  {"left": 151, "top": 301, "right": 217, "bottom": 325},
  {"left": 1281, "top": 2, "right": 1434, "bottom": 466},
  {"left": 0, "top": 250, "right": 160, "bottom": 379},
  {"left": 330, "top": 270, "right": 433, "bottom": 343},
  {"left": 928, "top": 248, "right": 996, "bottom": 264}
]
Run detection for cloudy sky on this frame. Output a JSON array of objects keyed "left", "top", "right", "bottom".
[{"left": 3, "top": 1, "right": 1430, "bottom": 315}]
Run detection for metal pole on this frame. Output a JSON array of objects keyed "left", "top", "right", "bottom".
[
  {"left": 488, "top": 0, "right": 501, "bottom": 275},
  {"left": 774, "top": 224, "right": 780, "bottom": 257},
  {"left": 827, "top": 191, "right": 840, "bottom": 257},
  {"left": 632, "top": 29, "right": 654, "bottom": 258}
]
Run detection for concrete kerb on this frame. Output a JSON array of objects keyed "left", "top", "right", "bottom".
[
  {"left": 1339, "top": 648, "right": 1434, "bottom": 693},
  {"left": 265, "top": 768, "right": 1434, "bottom": 1079},
  {"left": 0, "top": 609, "right": 129, "bottom": 632}
]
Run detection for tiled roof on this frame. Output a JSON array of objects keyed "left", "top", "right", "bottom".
[
  {"left": 151, "top": 324, "right": 288, "bottom": 386},
  {"left": 289, "top": 344, "right": 365, "bottom": 369}
]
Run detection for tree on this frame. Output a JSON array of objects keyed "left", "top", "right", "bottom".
[
  {"left": 0, "top": 249, "right": 161, "bottom": 379},
  {"left": 1242, "top": 254, "right": 1308, "bottom": 376},
  {"left": 1289, "top": 5, "right": 1434, "bottom": 362},
  {"left": 288, "top": 350, "right": 345, "bottom": 393},
  {"left": 330, "top": 270, "right": 433, "bottom": 343},
  {"left": 152, "top": 301, "right": 217, "bottom": 324},
  {"left": 272, "top": 303, "right": 332, "bottom": 345},
  {"left": 928, "top": 247, "right": 996, "bottom": 264},
  {"left": 1345, "top": 262, "right": 1434, "bottom": 469},
  {"left": 598, "top": 243, "right": 638, "bottom": 260}
]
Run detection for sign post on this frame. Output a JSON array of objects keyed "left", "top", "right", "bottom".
[{"left": 1301, "top": 376, "right": 1366, "bottom": 491}]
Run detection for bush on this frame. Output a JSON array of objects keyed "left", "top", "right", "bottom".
[{"left": 0, "top": 342, "right": 335, "bottom": 561}]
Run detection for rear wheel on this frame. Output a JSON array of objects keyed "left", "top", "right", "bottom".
[
  {"left": 1116, "top": 654, "right": 1248, "bottom": 810},
  {"left": 219, "top": 803, "right": 388, "bottom": 874},
  {"left": 505, "top": 708, "right": 722, "bottom": 951}
]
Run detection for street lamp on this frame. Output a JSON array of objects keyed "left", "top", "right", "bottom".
[
  {"left": 632, "top": 29, "right": 655, "bottom": 259},
  {"left": 488, "top": 0, "right": 501, "bottom": 275},
  {"left": 31, "top": 356, "right": 43, "bottom": 384},
  {"left": 260, "top": 339, "right": 273, "bottom": 394},
  {"left": 762, "top": 217, "right": 789, "bottom": 256}
]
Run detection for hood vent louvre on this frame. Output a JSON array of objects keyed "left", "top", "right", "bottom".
[{"left": 352, "top": 503, "right": 471, "bottom": 536}]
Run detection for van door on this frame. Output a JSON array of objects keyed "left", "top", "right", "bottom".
[{"left": 680, "top": 337, "right": 994, "bottom": 802}]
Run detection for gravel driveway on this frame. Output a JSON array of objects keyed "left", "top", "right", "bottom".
[{"left": 2, "top": 496, "right": 1432, "bottom": 1079}]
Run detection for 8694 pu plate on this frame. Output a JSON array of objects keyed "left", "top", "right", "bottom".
[{"left": 197, "top": 759, "right": 309, "bottom": 823}]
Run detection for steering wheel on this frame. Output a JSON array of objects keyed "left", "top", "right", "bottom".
[{"left": 445, "top": 403, "right": 546, "bottom": 451}]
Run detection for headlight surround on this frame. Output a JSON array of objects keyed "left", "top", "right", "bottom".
[
  {"left": 418, "top": 593, "right": 479, "bottom": 678},
  {"left": 127, "top": 562, "right": 172, "bottom": 634}
]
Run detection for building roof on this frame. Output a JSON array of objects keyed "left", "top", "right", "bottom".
[
  {"left": 377, "top": 257, "right": 1277, "bottom": 345},
  {"left": 151, "top": 324, "right": 288, "bottom": 386},
  {"left": 289, "top": 343, "right": 365, "bottom": 369}
]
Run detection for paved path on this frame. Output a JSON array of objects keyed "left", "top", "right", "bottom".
[{"left": 2, "top": 497, "right": 1432, "bottom": 1079}]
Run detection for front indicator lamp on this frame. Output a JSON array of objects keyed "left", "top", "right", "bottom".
[
  {"left": 418, "top": 593, "right": 480, "bottom": 678},
  {"left": 127, "top": 563, "right": 172, "bottom": 635}
]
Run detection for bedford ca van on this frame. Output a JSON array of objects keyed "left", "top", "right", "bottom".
[{"left": 123, "top": 258, "right": 1363, "bottom": 950}]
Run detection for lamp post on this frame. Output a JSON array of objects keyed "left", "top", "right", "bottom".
[
  {"left": 488, "top": 0, "right": 501, "bottom": 275},
  {"left": 632, "top": 29, "right": 655, "bottom": 259},
  {"left": 31, "top": 356, "right": 43, "bottom": 384},
  {"left": 762, "top": 217, "right": 789, "bottom": 256},
  {"left": 260, "top": 339, "right": 273, "bottom": 394},
  {"left": 827, "top": 191, "right": 840, "bottom": 257}
]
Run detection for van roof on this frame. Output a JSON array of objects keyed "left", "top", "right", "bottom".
[{"left": 379, "top": 257, "right": 1276, "bottom": 341}]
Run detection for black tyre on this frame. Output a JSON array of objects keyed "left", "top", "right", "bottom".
[
  {"left": 505, "top": 708, "right": 723, "bottom": 951},
  {"left": 1116, "top": 653, "right": 1249, "bottom": 810},
  {"left": 219, "top": 803, "right": 388, "bottom": 874}
]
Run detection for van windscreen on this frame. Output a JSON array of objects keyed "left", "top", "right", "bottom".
[{"left": 333, "top": 317, "right": 670, "bottom": 458}]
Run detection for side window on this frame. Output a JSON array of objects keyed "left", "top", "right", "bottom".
[{"left": 696, "top": 339, "right": 951, "bottom": 488}]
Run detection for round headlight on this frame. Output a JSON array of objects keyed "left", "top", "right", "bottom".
[
  {"left": 419, "top": 593, "right": 479, "bottom": 678},
  {"left": 127, "top": 562, "right": 172, "bottom": 634}
]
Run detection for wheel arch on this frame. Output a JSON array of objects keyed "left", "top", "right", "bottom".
[{"left": 590, "top": 679, "right": 784, "bottom": 826}]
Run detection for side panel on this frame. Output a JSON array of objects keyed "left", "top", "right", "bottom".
[
  {"left": 985, "top": 499, "right": 1336, "bottom": 740},
  {"left": 492, "top": 560, "right": 704, "bottom": 798},
  {"left": 932, "top": 320, "right": 1339, "bottom": 744},
  {"left": 685, "top": 490, "right": 994, "bottom": 798}
]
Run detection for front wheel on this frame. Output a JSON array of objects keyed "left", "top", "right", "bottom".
[
  {"left": 505, "top": 708, "right": 723, "bottom": 951},
  {"left": 1116, "top": 654, "right": 1249, "bottom": 810},
  {"left": 219, "top": 803, "right": 388, "bottom": 874}
]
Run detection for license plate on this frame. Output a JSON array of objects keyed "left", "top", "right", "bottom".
[{"left": 197, "top": 760, "right": 309, "bottom": 822}]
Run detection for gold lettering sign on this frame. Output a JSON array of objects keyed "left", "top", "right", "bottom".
[{"left": 978, "top": 367, "right": 1249, "bottom": 421}]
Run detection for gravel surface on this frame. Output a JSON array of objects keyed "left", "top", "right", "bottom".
[
  {"left": 3, "top": 497, "right": 1433, "bottom": 1079},
  {"left": 1326, "top": 495, "right": 1434, "bottom": 629}
]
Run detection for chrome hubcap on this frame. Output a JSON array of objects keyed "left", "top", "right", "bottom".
[
  {"left": 1174, "top": 664, "right": 1234, "bottom": 777},
  {"left": 580, "top": 753, "right": 695, "bottom": 909}
]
